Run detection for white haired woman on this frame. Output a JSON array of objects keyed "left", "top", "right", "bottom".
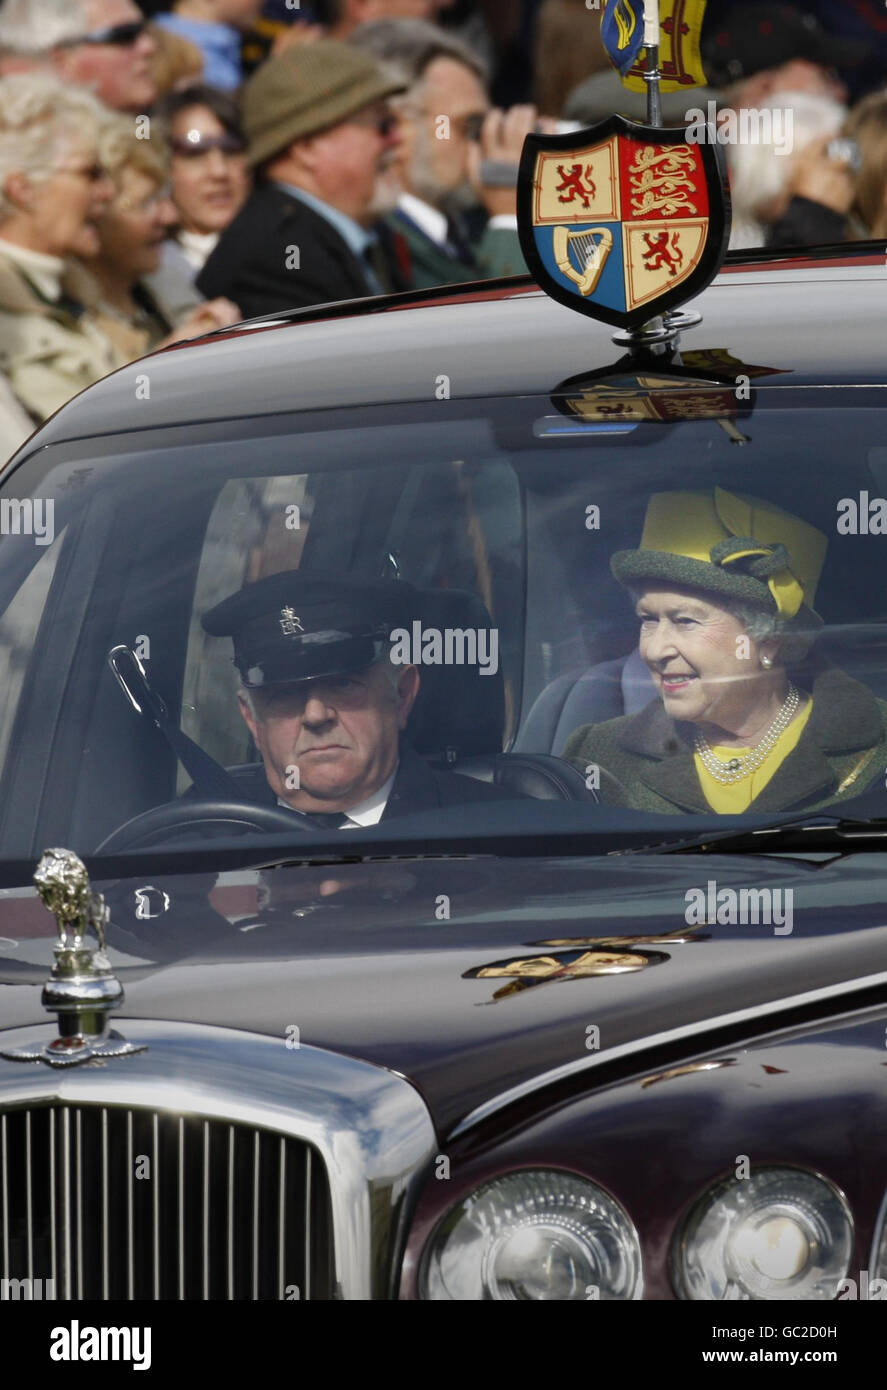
[{"left": 0, "top": 73, "right": 125, "bottom": 449}]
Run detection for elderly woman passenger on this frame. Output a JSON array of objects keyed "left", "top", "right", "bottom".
[
  {"left": 564, "top": 488, "right": 887, "bottom": 815},
  {"left": 0, "top": 73, "right": 125, "bottom": 442}
]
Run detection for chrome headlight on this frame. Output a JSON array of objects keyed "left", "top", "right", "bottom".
[
  {"left": 673, "top": 1167, "right": 853, "bottom": 1300},
  {"left": 422, "top": 1169, "right": 642, "bottom": 1301}
]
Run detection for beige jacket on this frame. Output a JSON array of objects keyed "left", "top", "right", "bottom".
[{"left": 0, "top": 254, "right": 126, "bottom": 436}]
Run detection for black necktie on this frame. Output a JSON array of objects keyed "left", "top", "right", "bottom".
[
  {"left": 445, "top": 213, "right": 476, "bottom": 267},
  {"left": 302, "top": 811, "right": 349, "bottom": 831},
  {"left": 362, "top": 238, "right": 391, "bottom": 294}
]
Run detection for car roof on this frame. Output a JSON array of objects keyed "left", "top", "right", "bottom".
[{"left": 20, "top": 241, "right": 887, "bottom": 453}]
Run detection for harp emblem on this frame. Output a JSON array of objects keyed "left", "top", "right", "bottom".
[{"left": 552, "top": 226, "right": 613, "bottom": 296}]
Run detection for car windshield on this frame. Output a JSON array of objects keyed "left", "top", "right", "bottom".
[{"left": 1, "top": 394, "right": 886, "bottom": 868}]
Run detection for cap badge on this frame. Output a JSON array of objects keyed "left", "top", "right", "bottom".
[{"left": 279, "top": 606, "right": 305, "bottom": 637}]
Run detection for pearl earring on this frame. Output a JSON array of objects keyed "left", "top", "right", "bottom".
[{"left": 761, "top": 655, "right": 773, "bottom": 669}]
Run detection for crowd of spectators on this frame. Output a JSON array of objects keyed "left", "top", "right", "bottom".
[{"left": 0, "top": 0, "right": 882, "bottom": 456}]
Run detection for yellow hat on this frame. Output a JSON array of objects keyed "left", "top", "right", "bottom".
[{"left": 611, "top": 487, "right": 828, "bottom": 621}]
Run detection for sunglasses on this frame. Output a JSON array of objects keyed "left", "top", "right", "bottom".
[
  {"left": 346, "top": 110, "right": 399, "bottom": 137},
  {"left": 170, "top": 132, "right": 247, "bottom": 158},
  {"left": 56, "top": 20, "right": 148, "bottom": 49}
]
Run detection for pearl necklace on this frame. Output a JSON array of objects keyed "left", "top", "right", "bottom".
[{"left": 694, "top": 685, "right": 801, "bottom": 784}]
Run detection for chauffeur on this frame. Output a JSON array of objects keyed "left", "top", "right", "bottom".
[{"left": 202, "top": 571, "right": 514, "bottom": 829}]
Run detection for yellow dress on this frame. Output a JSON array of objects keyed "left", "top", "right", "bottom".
[{"left": 695, "top": 700, "right": 813, "bottom": 813}]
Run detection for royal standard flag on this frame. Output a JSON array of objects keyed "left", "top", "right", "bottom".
[
  {"left": 601, "top": 0, "right": 645, "bottom": 77},
  {"left": 603, "top": 0, "right": 707, "bottom": 94}
]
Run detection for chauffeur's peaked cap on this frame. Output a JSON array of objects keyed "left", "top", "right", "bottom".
[{"left": 202, "top": 570, "right": 418, "bottom": 689}]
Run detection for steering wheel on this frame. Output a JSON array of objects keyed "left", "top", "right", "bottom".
[{"left": 94, "top": 798, "right": 313, "bottom": 854}]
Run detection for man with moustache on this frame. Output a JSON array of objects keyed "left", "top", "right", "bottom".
[
  {"left": 197, "top": 40, "right": 411, "bottom": 316},
  {"left": 201, "top": 572, "right": 518, "bottom": 828}
]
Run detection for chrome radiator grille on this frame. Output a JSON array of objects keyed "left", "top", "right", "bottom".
[{"left": 0, "top": 1104, "right": 335, "bottom": 1300}]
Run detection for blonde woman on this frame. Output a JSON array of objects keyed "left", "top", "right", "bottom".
[
  {"left": 83, "top": 117, "right": 239, "bottom": 362},
  {"left": 845, "top": 90, "right": 887, "bottom": 239}
]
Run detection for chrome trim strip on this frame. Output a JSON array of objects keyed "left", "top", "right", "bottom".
[
  {"left": 49, "top": 1107, "right": 57, "bottom": 1295},
  {"left": 126, "top": 1109, "right": 134, "bottom": 1300},
  {"left": 152, "top": 1112, "right": 160, "bottom": 1301},
  {"left": 0, "top": 1020, "right": 436, "bottom": 1300},
  {"left": 101, "top": 1108, "right": 109, "bottom": 1301},
  {"left": 0, "top": 1113, "right": 7, "bottom": 1280},
  {"left": 59, "top": 1106, "right": 71, "bottom": 1300},
  {"left": 75, "top": 1108, "right": 83, "bottom": 1301},
  {"left": 24, "top": 1109, "right": 32, "bottom": 1282},
  {"left": 450, "top": 967, "right": 887, "bottom": 1138}
]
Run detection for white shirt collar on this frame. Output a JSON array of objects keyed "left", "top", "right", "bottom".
[
  {"left": 397, "top": 193, "right": 449, "bottom": 247},
  {"left": 277, "top": 765, "right": 398, "bottom": 829},
  {"left": 0, "top": 237, "right": 65, "bottom": 302}
]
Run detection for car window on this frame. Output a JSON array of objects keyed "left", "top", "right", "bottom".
[
  {"left": 182, "top": 456, "right": 524, "bottom": 785},
  {"left": 2, "top": 397, "right": 887, "bottom": 865},
  {"left": 0, "top": 523, "right": 65, "bottom": 767}
]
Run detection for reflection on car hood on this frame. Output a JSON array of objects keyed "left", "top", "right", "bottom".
[{"left": 1, "top": 852, "right": 886, "bottom": 1134}]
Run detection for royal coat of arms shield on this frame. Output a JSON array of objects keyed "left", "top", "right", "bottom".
[{"left": 518, "top": 115, "right": 731, "bottom": 329}]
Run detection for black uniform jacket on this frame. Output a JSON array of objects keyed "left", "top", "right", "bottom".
[
  {"left": 197, "top": 182, "right": 407, "bottom": 319},
  {"left": 234, "top": 743, "right": 519, "bottom": 822}
]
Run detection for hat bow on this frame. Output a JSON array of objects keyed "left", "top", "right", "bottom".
[{"left": 708, "top": 488, "right": 805, "bottom": 619}]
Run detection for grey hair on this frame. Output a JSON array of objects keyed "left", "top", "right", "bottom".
[
  {"left": 626, "top": 585, "right": 816, "bottom": 668},
  {"left": 0, "top": 73, "right": 111, "bottom": 219},
  {"left": 348, "top": 18, "right": 488, "bottom": 91},
  {"left": 0, "top": 0, "right": 94, "bottom": 55}
]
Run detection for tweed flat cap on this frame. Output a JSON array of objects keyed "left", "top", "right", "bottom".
[{"left": 243, "top": 39, "right": 405, "bottom": 168}]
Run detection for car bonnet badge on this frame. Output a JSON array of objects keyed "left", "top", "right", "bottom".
[{"left": 0, "top": 848, "right": 146, "bottom": 1067}]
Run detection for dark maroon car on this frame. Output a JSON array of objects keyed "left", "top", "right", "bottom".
[{"left": 1, "top": 241, "right": 887, "bottom": 1306}]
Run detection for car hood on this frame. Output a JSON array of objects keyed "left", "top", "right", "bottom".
[{"left": 1, "top": 851, "right": 886, "bottom": 1135}]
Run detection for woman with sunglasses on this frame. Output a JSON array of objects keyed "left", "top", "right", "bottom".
[
  {"left": 154, "top": 84, "right": 251, "bottom": 280},
  {"left": 0, "top": 73, "right": 127, "bottom": 455}
]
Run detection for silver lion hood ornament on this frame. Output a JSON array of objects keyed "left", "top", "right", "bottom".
[{"left": 1, "top": 848, "right": 146, "bottom": 1067}]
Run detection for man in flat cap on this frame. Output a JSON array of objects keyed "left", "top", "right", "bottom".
[
  {"left": 202, "top": 571, "right": 514, "bottom": 829},
  {"left": 197, "top": 39, "right": 410, "bottom": 317}
]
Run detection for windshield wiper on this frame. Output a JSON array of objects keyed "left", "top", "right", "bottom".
[{"left": 633, "top": 814, "right": 887, "bottom": 856}]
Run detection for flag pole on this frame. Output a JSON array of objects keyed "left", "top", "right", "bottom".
[{"left": 643, "top": 0, "right": 662, "bottom": 126}]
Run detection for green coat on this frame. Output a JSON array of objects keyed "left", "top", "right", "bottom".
[
  {"left": 562, "top": 667, "right": 887, "bottom": 816},
  {"left": 387, "top": 210, "right": 525, "bottom": 291}
]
